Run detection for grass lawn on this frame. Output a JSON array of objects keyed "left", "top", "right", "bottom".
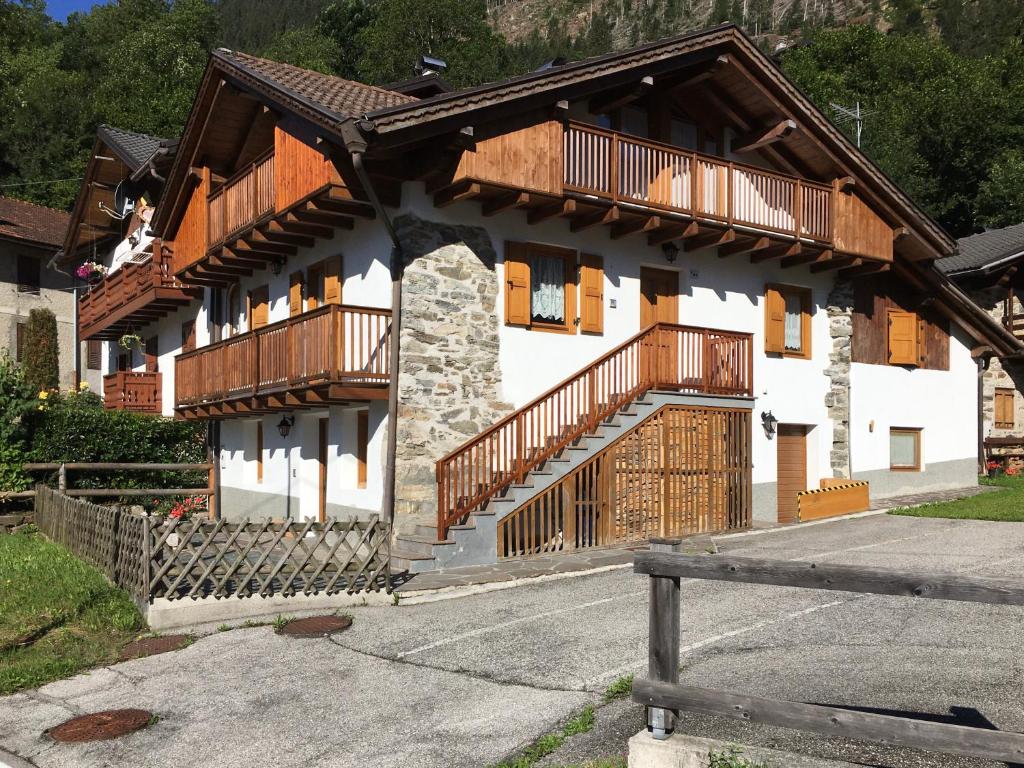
[
  {"left": 0, "top": 528, "right": 145, "bottom": 695},
  {"left": 889, "top": 475, "right": 1024, "bottom": 522}
]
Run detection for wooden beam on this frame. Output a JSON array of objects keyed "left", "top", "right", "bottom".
[
  {"left": 837, "top": 175, "right": 857, "bottom": 193},
  {"left": 893, "top": 226, "right": 910, "bottom": 241},
  {"left": 434, "top": 181, "right": 481, "bottom": 208},
  {"left": 839, "top": 261, "right": 891, "bottom": 280},
  {"left": 731, "top": 119, "right": 798, "bottom": 154},
  {"left": 307, "top": 195, "right": 375, "bottom": 219},
  {"left": 682, "top": 228, "right": 735, "bottom": 253},
  {"left": 750, "top": 242, "right": 801, "bottom": 264},
  {"left": 571, "top": 205, "right": 619, "bottom": 233},
  {"left": 781, "top": 248, "right": 832, "bottom": 269},
  {"left": 633, "top": 680, "right": 1024, "bottom": 764},
  {"left": 718, "top": 236, "right": 769, "bottom": 258},
  {"left": 482, "top": 191, "right": 532, "bottom": 217},
  {"left": 291, "top": 207, "right": 355, "bottom": 230},
  {"left": 259, "top": 221, "right": 315, "bottom": 248},
  {"left": 589, "top": 75, "right": 654, "bottom": 114},
  {"left": 611, "top": 216, "right": 661, "bottom": 240},
  {"left": 811, "top": 256, "right": 861, "bottom": 273},
  {"left": 648, "top": 220, "right": 699, "bottom": 247},
  {"left": 660, "top": 54, "right": 730, "bottom": 92},
  {"left": 528, "top": 199, "right": 575, "bottom": 225},
  {"left": 279, "top": 213, "right": 334, "bottom": 239},
  {"left": 238, "top": 233, "right": 297, "bottom": 256}
]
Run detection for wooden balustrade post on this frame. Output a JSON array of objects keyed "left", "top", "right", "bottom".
[
  {"left": 587, "top": 368, "right": 598, "bottom": 431},
  {"left": 702, "top": 332, "right": 712, "bottom": 392},
  {"left": 515, "top": 412, "right": 526, "bottom": 483},
  {"left": 727, "top": 162, "right": 735, "bottom": 227},
  {"left": 647, "top": 537, "right": 681, "bottom": 740},
  {"left": 794, "top": 179, "right": 803, "bottom": 239},
  {"left": 610, "top": 133, "right": 619, "bottom": 200}
]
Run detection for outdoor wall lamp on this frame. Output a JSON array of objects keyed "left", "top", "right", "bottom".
[
  {"left": 277, "top": 416, "right": 295, "bottom": 438},
  {"left": 271, "top": 257, "right": 285, "bottom": 276},
  {"left": 761, "top": 410, "right": 778, "bottom": 439},
  {"left": 661, "top": 241, "right": 680, "bottom": 264}
]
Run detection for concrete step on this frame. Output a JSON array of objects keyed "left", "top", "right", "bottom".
[
  {"left": 390, "top": 548, "right": 435, "bottom": 573},
  {"left": 393, "top": 533, "right": 453, "bottom": 557}
]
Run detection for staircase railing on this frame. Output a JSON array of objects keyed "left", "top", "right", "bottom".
[{"left": 435, "top": 323, "right": 753, "bottom": 541}]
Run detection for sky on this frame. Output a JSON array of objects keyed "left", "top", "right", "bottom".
[{"left": 46, "top": 0, "right": 110, "bottom": 21}]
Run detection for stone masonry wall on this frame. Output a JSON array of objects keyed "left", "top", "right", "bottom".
[
  {"left": 970, "top": 286, "right": 1024, "bottom": 442},
  {"left": 825, "top": 279, "right": 854, "bottom": 478},
  {"left": 391, "top": 214, "right": 513, "bottom": 521}
]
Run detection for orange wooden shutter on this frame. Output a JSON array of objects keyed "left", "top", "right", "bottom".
[
  {"left": 887, "top": 309, "right": 918, "bottom": 365},
  {"left": 324, "top": 256, "right": 342, "bottom": 305},
  {"left": 250, "top": 285, "right": 270, "bottom": 329},
  {"left": 289, "top": 271, "right": 304, "bottom": 316},
  {"left": 505, "top": 241, "right": 531, "bottom": 326},
  {"left": 996, "top": 389, "right": 1014, "bottom": 427},
  {"left": 357, "top": 409, "right": 368, "bottom": 489},
  {"left": 579, "top": 253, "right": 604, "bottom": 334},
  {"left": 764, "top": 285, "right": 786, "bottom": 353}
]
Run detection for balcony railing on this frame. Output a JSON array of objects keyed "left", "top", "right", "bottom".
[
  {"left": 103, "top": 371, "right": 162, "bottom": 414},
  {"left": 79, "top": 249, "right": 194, "bottom": 340},
  {"left": 564, "top": 122, "right": 833, "bottom": 245},
  {"left": 208, "top": 150, "right": 275, "bottom": 245},
  {"left": 175, "top": 304, "right": 391, "bottom": 409}
]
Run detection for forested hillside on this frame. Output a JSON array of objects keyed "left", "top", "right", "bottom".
[{"left": 1, "top": 0, "right": 1023, "bottom": 238}]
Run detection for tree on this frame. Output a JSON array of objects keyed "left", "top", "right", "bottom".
[
  {"left": 976, "top": 150, "right": 1024, "bottom": 230},
  {"left": 21, "top": 309, "right": 58, "bottom": 394},
  {"left": 259, "top": 26, "right": 342, "bottom": 74},
  {"left": 317, "top": 0, "right": 374, "bottom": 79}
]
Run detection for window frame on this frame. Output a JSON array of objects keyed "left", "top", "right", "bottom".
[
  {"left": 527, "top": 244, "right": 577, "bottom": 334},
  {"left": 765, "top": 283, "right": 812, "bottom": 360},
  {"left": 17, "top": 254, "right": 40, "bottom": 295},
  {"left": 889, "top": 427, "right": 922, "bottom": 472},
  {"left": 86, "top": 339, "right": 102, "bottom": 370}
]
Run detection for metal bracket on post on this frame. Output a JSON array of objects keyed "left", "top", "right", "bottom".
[{"left": 647, "top": 537, "right": 681, "bottom": 740}]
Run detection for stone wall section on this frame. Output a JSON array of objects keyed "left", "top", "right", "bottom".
[
  {"left": 824, "top": 279, "right": 854, "bottom": 478},
  {"left": 969, "top": 287, "right": 1024, "bottom": 442},
  {"left": 391, "top": 214, "right": 513, "bottom": 521}
]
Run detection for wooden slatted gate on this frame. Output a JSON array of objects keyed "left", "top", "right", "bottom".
[{"left": 497, "top": 405, "right": 751, "bottom": 559}]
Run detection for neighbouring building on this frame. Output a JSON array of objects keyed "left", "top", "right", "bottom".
[
  {"left": 0, "top": 196, "right": 78, "bottom": 388},
  {"left": 938, "top": 224, "right": 1024, "bottom": 464},
  {"left": 61, "top": 25, "right": 1023, "bottom": 571}
]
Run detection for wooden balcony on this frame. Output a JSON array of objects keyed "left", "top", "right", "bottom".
[
  {"left": 174, "top": 304, "right": 391, "bottom": 419},
  {"left": 434, "top": 120, "right": 895, "bottom": 273},
  {"left": 79, "top": 247, "right": 199, "bottom": 340},
  {"left": 103, "top": 371, "right": 162, "bottom": 414},
  {"left": 170, "top": 127, "right": 377, "bottom": 284}
]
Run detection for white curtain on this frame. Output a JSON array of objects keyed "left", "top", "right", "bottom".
[
  {"left": 784, "top": 292, "right": 802, "bottom": 350},
  {"left": 531, "top": 254, "right": 565, "bottom": 323}
]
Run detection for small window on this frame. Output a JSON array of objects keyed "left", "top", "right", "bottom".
[
  {"left": 505, "top": 242, "right": 577, "bottom": 333},
  {"left": 87, "top": 340, "right": 102, "bottom": 370},
  {"left": 995, "top": 388, "right": 1015, "bottom": 429},
  {"left": 890, "top": 428, "right": 921, "bottom": 472},
  {"left": 765, "top": 284, "right": 811, "bottom": 359},
  {"left": 17, "top": 255, "right": 40, "bottom": 294},
  {"left": 15, "top": 322, "right": 26, "bottom": 361}
]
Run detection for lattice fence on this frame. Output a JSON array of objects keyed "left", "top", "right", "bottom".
[{"left": 34, "top": 486, "right": 391, "bottom": 602}]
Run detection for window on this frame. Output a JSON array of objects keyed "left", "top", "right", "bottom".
[
  {"left": 356, "top": 410, "right": 368, "bottom": 489},
  {"left": 15, "top": 322, "right": 25, "bottom": 361},
  {"left": 764, "top": 284, "right": 811, "bottom": 359},
  {"left": 17, "top": 255, "right": 40, "bottom": 294},
  {"left": 87, "top": 340, "right": 102, "bottom": 370},
  {"left": 995, "top": 388, "right": 1015, "bottom": 429},
  {"left": 504, "top": 242, "right": 581, "bottom": 333},
  {"left": 890, "top": 428, "right": 921, "bottom": 472},
  {"left": 887, "top": 309, "right": 920, "bottom": 367}
]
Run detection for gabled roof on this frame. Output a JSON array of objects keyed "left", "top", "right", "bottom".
[
  {"left": 0, "top": 196, "right": 70, "bottom": 249},
  {"left": 97, "top": 125, "right": 168, "bottom": 172},
  {"left": 215, "top": 49, "right": 417, "bottom": 119},
  {"left": 939, "top": 223, "right": 1024, "bottom": 276}
]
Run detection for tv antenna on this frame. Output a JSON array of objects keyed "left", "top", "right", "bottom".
[{"left": 830, "top": 101, "right": 873, "bottom": 148}]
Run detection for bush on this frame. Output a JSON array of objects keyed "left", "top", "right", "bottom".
[
  {"left": 0, "top": 353, "right": 35, "bottom": 491},
  {"left": 22, "top": 308, "right": 59, "bottom": 393}
]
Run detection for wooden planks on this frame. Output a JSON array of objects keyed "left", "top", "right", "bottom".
[
  {"left": 171, "top": 168, "right": 210, "bottom": 275},
  {"left": 852, "top": 273, "right": 949, "bottom": 370},
  {"left": 776, "top": 424, "right": 806, "bottom": 524},
  {"left": 797, "top": 481, "right": 870, "bottom": 521},
  {"left": 833, "top": 183, "right": 894, "bottom": 262},
  {"left": 103, "top": 372, "right": 162, "bottom": 414},
  {"left": 274, "top": 124, "right": 338, "bottom": 212},
  {"left": 454, "top": 120, "right": 563, "bottom": 196}
]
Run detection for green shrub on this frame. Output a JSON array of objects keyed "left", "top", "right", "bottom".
[
  {"left": 22, "top": 308, "right": 59, "bottom": 393},
  {"left": 0, "top": 353, "right": 35, "bottom": 491}
]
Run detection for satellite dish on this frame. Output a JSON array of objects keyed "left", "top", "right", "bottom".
[{"left": 113, "top": 181, "right": 135, "bottom": 218}]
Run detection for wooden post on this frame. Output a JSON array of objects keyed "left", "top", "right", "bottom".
[
  {"left": 58, "top": 463, "right": 67, "bottom": 493},
  {"left": 648, "top": 537, "right": 681, "bottom": 739}
]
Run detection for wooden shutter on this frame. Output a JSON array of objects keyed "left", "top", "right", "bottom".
[
  {"left": 504, "top": 241, "right": 531, "bottom": 326},
  {"left": 579, "top": 253, "right": 604, "bottom": 334},
  {"left": 324, "top": 256, "right": 342, "bottom": 305},
  {"left": 887, "top": 309, "right": 918, "bottom": 366},
  {"left": 87, "top": 339, "right": 102, "bottom": 370},
  {"left": 357, "top": 409, "right": 368, "bottom": 489},
  {"left": 180, "top": 320, "right": 196, "bottom": 353},
  {"left": 256, "top": 422, "right": 263, "bottom": 483},
  {"left": 16, "top": 322, "right": 25, "bottom": 362},
  {"left": 289, "top": 271, "right": 304, "bottom": 316},
  {"left": 250, "top": 285, "right": 270, "bottom": 329},
  {"left": 764, "top": 285, "right": 786, "bottom": 354},
  {"left": 995, "top": 388, "right": 1015, "bottom": 428}
]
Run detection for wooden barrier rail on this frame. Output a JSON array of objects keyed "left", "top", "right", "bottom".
[
  {"left": 632, "top": 543, "right": 1024, "bottom": 762},
  {"left": 18, "top": 462, "right": 213, "bottom": 504},
  {"left": 436, "top": 322, "right": 753, "bottom": 541}
]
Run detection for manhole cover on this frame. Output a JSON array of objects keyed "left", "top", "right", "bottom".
[
  {"left": 278, "top": 615, "right": 352, "bottom": 637},
  {"left": 119, "top": 634, "right": 189, "bottom": 661},
  {"left": 46, "top": 709, "right": 153, "bottom": 743}
]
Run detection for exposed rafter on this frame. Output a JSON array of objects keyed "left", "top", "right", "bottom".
[
  {"left": 731, "top": 119, "right": 798, "bottom": 154},
  {"left": 589, "top": 76, "right": 654, "bottom": 114}
]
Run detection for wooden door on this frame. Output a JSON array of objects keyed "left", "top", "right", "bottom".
[
  {"left": 318, "top": 418, "right": 329, "bottom": 522},
  {"left": 144, "top": 337, "right": 159, "bottom": 373},
  {"left": 640, "top": 267, "right": 679, "bottom": 384},
  {"left": 776, "top": 425, "right": 807, "bottom": 524}
]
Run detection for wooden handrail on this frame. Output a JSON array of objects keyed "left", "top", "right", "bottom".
[
  {"left": 564, "top": 121, "right": 833, "bottom": 245},
  {"left": 435, "top": 322, "right": 753, "bottom": 540}
]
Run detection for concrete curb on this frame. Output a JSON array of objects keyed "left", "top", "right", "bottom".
[
  {"left": 0, "top": 748, "right": 37, "bottom": 768},
  {"left": 628, "top": 729, "right": 861, "bottom": 767}
]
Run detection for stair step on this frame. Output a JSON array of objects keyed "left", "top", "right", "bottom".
[
  {"left": 390, "top": 548, "right": 435, "bottom": 562},
  {"left": 399, "top": 533, "right": 455, "bottom": 547},
  {"left": 450, "top": 521, "right": 477, "bottom": 531}
]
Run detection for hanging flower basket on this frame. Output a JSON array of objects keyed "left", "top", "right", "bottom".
[
  {"left": 118, "top": 332, "right": 143, "bottom": 351},
  {"left": 76, "top": 261, "right": 108, "bottom": 284}
]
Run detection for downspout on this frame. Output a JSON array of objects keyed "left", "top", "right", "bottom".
[
  {"left": 977, "top": 354, "right": 990, "bottom": 475},
  {"left": 341, "top": 121, "right": 403, "bottom": 526}
]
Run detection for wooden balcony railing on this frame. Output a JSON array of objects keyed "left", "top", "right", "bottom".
[
  {"left": 103, "top": 371, "right": 162, "bottom": 414},
  {"left": 79, "top": 250, "right": 187, "bottom": 339},
  {"left": 208, "top": 150, "right": 275, "bottom": 245},
  {"left": 564, "top": 122, "right": 833, "bottom": 245},
  {"left": 175, "top": 304, "right": 391, "bottom": 408},
  {"left": 435, "top": 322, "right": 753, "bottom": 541}
]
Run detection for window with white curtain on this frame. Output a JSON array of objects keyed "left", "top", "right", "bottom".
[
  {"left": 531, "top": 252, "right": 566, "bottom": 324},
  {"left": 784, "top": 292, "right": 803, "bottom": 351}
]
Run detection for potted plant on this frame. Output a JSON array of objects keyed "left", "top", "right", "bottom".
[
  {"left": 75, "top": 260, "right": 107, "bottom": 285},
  {"left": 987, "top": 459, "right": 1004, "bottom": 478},
  {"left": 118, "top": 332, "right": 143, "bottom": 351}
]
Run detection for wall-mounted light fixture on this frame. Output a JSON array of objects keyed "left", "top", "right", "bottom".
[
  {"left": 760, "top": 410, "right": 778, "bottom": 439},
  {"left": 661, "top": 241, "right": 680, "bottom": 264},
  {"left": 271, "top": 257, "right": 285, "bottom": 276},
  {"left": 277, "top": 415, "right": 295, "bottom": 438}
]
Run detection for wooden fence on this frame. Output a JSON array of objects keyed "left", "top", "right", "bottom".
[
  {"left": 632, "top": 540, "right": 1024, "bottom": 762},
  {"left": 33, "top": 486, "right": 391, "bottom": 602}
]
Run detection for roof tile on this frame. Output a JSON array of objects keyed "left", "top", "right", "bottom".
[
  {"left": 940, "top": 223, "right": 1024, "bottom": 274},
  {"left": 0, "top": 196, "right": 70, "bottom": 248}
]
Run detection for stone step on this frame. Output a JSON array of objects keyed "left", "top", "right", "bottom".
[
  {"left": 393, "top": 533, "right": 453, "bottom": 557},
  {"left": 390, "top": 548, "right": 435, "bottom": 573}
]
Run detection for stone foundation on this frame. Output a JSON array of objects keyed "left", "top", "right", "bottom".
[
  {"left": 392, "top": 214, "right": 513, "bottom": 519},
  {"left": 825, "top": 279, "right": 854, "bottom": 478}
]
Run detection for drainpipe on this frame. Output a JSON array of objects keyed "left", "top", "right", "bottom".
[
  {"left": 977, "top": 354, "right": 990, "bottom": 475},
  {"left": 341, "top": 122, "right": 403, "bottom": 526}
]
